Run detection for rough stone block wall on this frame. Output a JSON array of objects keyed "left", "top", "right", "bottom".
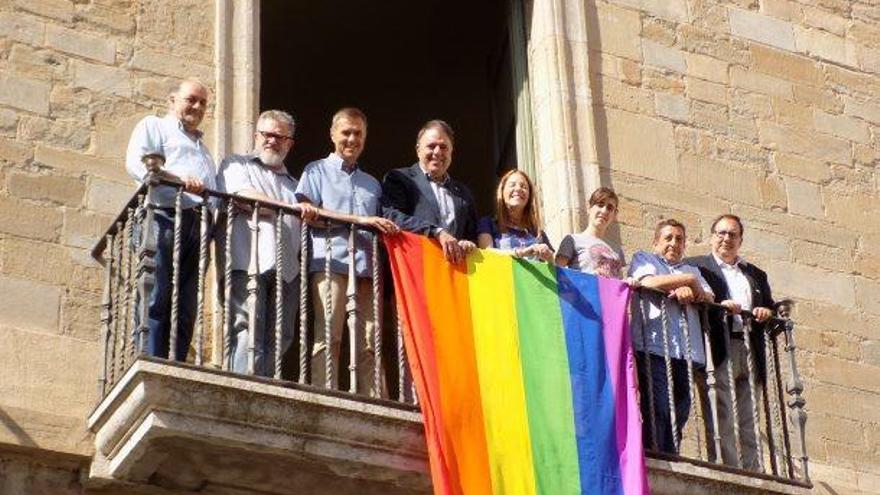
[
  {"left": 0, "top": 0, "right": 215, "bottom": 489},
  {"left": 582, "top": 1, "right": 879, "bottom": 493},
  {"left": 0, "top": 0, "right": 877, "bottom": 494}
]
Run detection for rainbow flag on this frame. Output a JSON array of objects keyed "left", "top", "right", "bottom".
[{"left": 386, "top": 232, "right": 648, "bottom": 495}]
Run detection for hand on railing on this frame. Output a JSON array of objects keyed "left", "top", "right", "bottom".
[
  {"left": 300, "top": 203, "right": 319, "bottom": 223},
  {"left": 720, "top": 300, "right": 774, "bottom": 323},
  {"left": 751, "top": 306, "right": 774, "bottom": 323},
  {"left": 668, "top": 286, "right": 699, "bottom": 305},
  {"left": 637, "top": 286, "right": 788, "bottom": 329},
  {"left": 356, "top": 215, "right": 400, "bottom": 235},
  {"left": 179, "top": 174, "right": 205, "bottom": 194}
]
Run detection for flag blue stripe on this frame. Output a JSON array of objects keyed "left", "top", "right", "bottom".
[{"left": 556, "top": 268, "right": 624, "bottom": 494}]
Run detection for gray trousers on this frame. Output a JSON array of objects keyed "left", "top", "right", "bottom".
[
  {"left": 228, "top": 270, "right": 300, "bottom": 377},
  {"left": 710, "top": 336, "right": 762, "bottom": 471}
]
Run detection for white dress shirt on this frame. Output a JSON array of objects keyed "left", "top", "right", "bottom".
[
  {"left": 419, "top": 164, "right": 456, "bottom": 231},
  {"left": 713, "top": 253, "right": 752, "bottom": 332}
]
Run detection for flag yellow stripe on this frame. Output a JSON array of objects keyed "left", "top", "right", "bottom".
[{"left": 467, "top": 250, "right": 537, "bottom": 495}]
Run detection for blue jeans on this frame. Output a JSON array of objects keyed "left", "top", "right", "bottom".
[
  {"left": 636, "top": 352, "right": 695, "bottom": 454},
  {"left": 136, "top": 208, "right": 205, "bottom": 360}
]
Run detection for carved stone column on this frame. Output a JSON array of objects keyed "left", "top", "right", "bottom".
[{"left": 525, "top": 0, "right": 601, "bottom": 240}]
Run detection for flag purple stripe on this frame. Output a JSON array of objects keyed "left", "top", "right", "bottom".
[{"left": 598, "top": 277, "right": 649, "bottom": 495}]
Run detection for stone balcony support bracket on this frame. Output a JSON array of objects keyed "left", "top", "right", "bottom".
[{"left": 86, "top": 358, "right": 430, "bottom": 495}]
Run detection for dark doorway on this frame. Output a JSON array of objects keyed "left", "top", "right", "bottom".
[{"left": 260, "top": 0, "right": 516, "bottom": 216}]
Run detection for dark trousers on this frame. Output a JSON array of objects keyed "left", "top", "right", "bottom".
[
  {"left": 138, "top": 208, "right": 205, "bottom": 360},
  {"left": 636, "top": 352, "right": 694, "bottom": 454}
]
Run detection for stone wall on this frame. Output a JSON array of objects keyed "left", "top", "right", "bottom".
[
  {"left": 534, "top": 1, "right": 879, "bottom": 493},
  {"left": 0, "top": 0, "right": 877, "bottom": 494},
  {"left": 0, "top": 0, "right": 215, "bottom": 476}
]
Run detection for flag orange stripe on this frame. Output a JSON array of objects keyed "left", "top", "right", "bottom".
[{"left": 421, "top": 236, "right": 493, "bottom": 495}]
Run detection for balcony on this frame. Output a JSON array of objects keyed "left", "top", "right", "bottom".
[
  {"left": 86, "top": 176, "right": 813, "bottom": 494},
  {"left": 87, "top": 358, "right": 429, "bottom": 494}
]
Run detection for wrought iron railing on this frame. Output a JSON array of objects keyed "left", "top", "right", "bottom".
[
  {"left": 91, "top": 173, "right": 809, "bottom": 487},
  {"left": 632, "top": 286, "right": 809, "bottom": 487},
  {"left": 92, "top": 173, "right": 415, "bottom": 403}
]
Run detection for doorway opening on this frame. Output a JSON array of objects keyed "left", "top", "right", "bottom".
[{"left": 260, "top": 0, "right": 522, "bottom": 215}]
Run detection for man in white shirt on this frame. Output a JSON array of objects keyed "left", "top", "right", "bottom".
[
  {"left": 217, "top": 110, "right": 316, "bottom": 377},
  {"left": 687, "top": 214, "right": 775, "bottom": 471},
  {"left": 125, "top": 78, "right": 216, "bottom": 360}
]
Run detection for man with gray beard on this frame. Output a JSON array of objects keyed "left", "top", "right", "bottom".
[{"left": 218, "top": 110, "right": 316, "bottom": 376}]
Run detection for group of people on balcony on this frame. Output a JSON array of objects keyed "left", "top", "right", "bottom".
[{"left": 125, "top": 78, "right": 777, "bottom": 472}]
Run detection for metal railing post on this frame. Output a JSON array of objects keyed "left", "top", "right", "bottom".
[
  {"left": 168, "top": 188, "right": 184, "bottom": 360},
  {"left": 345, "top": 226, "right": 358, "bottom": 394},
  {"left": 195, "top": 199, "right": 210, "bottom": 367},
  {"left": 298, "top": 224, "right": 309, "bottom": 384},
  {"left": 742, "top": 318, "right": 765, "bottom": 472},
  {"left": 779, "top": 302, "right": 809, "bottom": 482},
  {"left": 274, "top": 211, "right": 285, "bottom": 379},
  {"left": 98, "top": 233, "right": 114, "bottom": 398},
  {"left": 372, "top": 234, "right": 382, "bottom": 398},
  {"left": 246, "top": 202, "right": 260, "bottom": 375}
]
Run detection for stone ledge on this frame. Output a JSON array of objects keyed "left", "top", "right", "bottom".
[
  {"left": 84, "top": 358, "right": 813, "bottom": 495},
  {"left": 647, "top": 457, "right": 812, "bottom": 495},
  {"left": 86, "top": 358, "right": 430, "bottom": 495}
]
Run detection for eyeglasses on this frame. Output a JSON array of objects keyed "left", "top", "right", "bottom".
[
  {"left": 257, "top": 130, "right": 292, "bottom": 142},
  {"left": 180, "top": 95, "right": 207, "bottom": 106},
  {"left": 713, "top": 230, "right": 741, "bottom": 240}
]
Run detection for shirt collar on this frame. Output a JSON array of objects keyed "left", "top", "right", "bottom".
[
  {"left": 418, "top": 163, "right": 449, "bottom": 185},
  {"left": 165, "top": 114, "right": 204, "bottom": 140},
  {"left": 655, "top": 252, "right": 684, "bottom": 269},
  {"left": 713, "top": 252, "right": 743, "bottom": 269},
  {"left": 328, "top": 152, "right": 358, "bottom": 174}
]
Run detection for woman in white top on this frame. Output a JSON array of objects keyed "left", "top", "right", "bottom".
[{"left": 555, "top": 186, "right": 628, "bottom": 279}]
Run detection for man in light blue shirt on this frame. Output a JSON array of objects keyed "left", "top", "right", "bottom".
[
  {"left": 218, "top": 110, "right": 317, "bottom": 377},
  {"left": 295, "top": 108, "right": 398, "bottom": 395},
  {"left": 125, "top": 78, "right": 216, "bottom": 361},
  {"left": 628, "top": 219, "right": 714, "bottom": 454}
]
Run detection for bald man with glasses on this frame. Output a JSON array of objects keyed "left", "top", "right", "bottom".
[{"left": 125, "top": 78, "right": 216, "bottom": 361}]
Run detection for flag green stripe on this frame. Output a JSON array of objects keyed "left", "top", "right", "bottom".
[{"left": 512, "top": 260, "right": 582, "bottom": 494}]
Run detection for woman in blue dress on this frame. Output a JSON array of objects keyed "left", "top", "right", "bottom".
[{"left": 476, "top": 170, "right": 554, "bottom": 262}]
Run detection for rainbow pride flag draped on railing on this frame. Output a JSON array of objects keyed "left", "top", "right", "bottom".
[{"left": 386, "top": 232, "right": 649, "bottom": 495}]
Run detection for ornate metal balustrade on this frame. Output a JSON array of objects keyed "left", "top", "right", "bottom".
[
  {"left": 91, "top": 173, "right": 810, "bottom": 491},
  {"left": 92, "top": 173, "right": 414, "bottom": 405},
  {"left": 632, "top": 286, "right": 810, "bottom": 488}
]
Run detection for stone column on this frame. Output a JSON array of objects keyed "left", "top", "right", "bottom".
[
  {"left": 214, "top": 0, "right": 261, "bottom": 159},
  {"left": 526, "top": 0, "right": 601, "bottom": 240}
]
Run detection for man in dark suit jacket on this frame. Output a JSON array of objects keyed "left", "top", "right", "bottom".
[
  {"left": 686, "top": 214, "right": 775, "bottom": 471},
  {"left": 381, "top": 119, "right": 478, "bottom": 263}
]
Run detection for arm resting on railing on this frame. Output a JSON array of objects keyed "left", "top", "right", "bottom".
[{"left": 635, "top": 285, "right": 787, "bottom": 329}]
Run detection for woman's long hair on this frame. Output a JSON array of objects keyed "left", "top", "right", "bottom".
[{"left": 495, "top": 169, "right": 543, "bottom": 237}]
